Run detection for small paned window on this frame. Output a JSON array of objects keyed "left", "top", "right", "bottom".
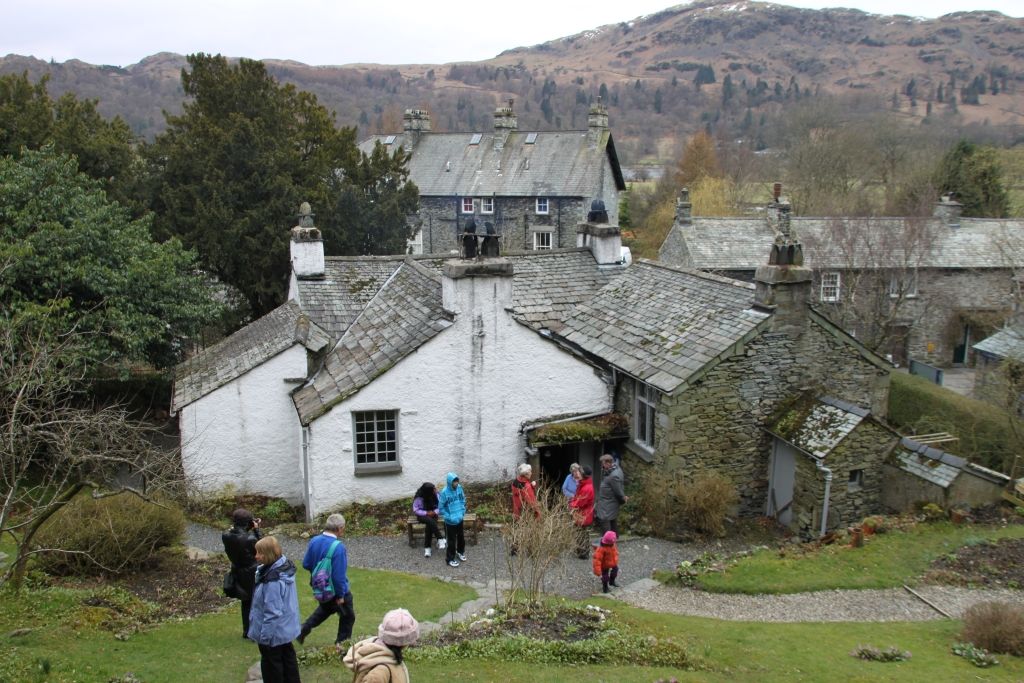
[
  {"left": 533, "top": 231, "right": 553, "bottom": 250},
  {"left": 820, "top": 272, "right": 841, "bottom": 303},
  {"left": 353, "top": 410, "right": 399, "bottom": 472},
  {"left": 634, "top": 380, "right": 659, "bottom": 451},
  {"left": 481, "top": 197, "right": 494, "bottom": 214},
  {"left": 461, "top": 198, "right": 474, "bottom": 214},
  {"left": 888, "top": 270, "right": 918, "bottom": 299},
  {"left": 535, "top": 197, "right": 549, "bottom": 215}
]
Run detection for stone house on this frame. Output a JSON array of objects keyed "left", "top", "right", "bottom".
[
  {"left": 972, "top": 320, "right": 1024, "bottom": 414},
  {"left": 659, "top": 189, "right": 1024, "bottom": 367},
  {"left": 173, "top": 206, "right": 893, "bottom": 536},
  {"left": 358, "top": 101, "right": 625, "bottom": 255}
]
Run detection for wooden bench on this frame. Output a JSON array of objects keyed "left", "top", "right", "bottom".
[{"left": 406, "top": 513, "right": 479, "bottom": 547}]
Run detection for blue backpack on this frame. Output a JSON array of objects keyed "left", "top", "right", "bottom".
[{"left": 310, "top": 540, "right": 341, "bottom": 602}]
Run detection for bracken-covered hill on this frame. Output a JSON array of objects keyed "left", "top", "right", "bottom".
[{"left": 2, "top": 1, "right": 1022, "bottom": 163}]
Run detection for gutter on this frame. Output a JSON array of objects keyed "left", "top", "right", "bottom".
[
  {"left": 815, "top": 459, "right": 833, "bottom": 538},
  {"left": 301, "top": 426, "right": 313, "bottom": 522}
]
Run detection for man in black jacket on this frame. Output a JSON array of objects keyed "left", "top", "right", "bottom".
[{"left": 222, "top": 508, "right": 261, "bottom": 637}]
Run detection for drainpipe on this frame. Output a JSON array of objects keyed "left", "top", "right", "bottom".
[
  {"left": 815, "top": 459, "right": 832, "bottom": 538},
  {"left": 301, "top": 426, "right": 313, "bottom": 522}
]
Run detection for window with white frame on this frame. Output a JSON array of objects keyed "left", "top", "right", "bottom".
[
  {"left": 535, "top": 197, "right": 549, "bottom": 214},
  {"left": 461, "top": 197, "right": 474, "bottom": 214},
  {"left": 480, "top": 197, "right": 494, "bottom": 214},
  {"left": 888, "top": 270, "right": 918, "bottom": 299},
  {"left": 353, "top": 410, "right": 399, "bottom": 472},
  {"left": 407, "top": 229, "right": 423, "bottom": 255},
  {"left": 634, "top": 380, "right": 659, "bottom": 451},
  {"left": 820, "top": 272, "right": 841, "bottom": 302},
  {"left": 533, "top": 231, "right": 553, "bottom": 250}
]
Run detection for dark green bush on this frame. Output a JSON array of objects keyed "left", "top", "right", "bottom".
[
  {"left": 36, "top": 492, "right": 185, "bottom": 576},
  {"left": 889, "top": 372, "right": 1020, "bottom": 472}
]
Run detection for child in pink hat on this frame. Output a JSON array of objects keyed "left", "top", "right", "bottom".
[{"left": 592, "top": 530, "right": 620, "bottom": 593}]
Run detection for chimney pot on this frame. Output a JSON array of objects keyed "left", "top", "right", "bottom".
[{"left": 290, "top": 202, "right": 325, "bottom": 280}]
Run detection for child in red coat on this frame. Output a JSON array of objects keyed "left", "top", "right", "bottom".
[{"left": 592, "top": 530, "right": 620, "bottom": 593}]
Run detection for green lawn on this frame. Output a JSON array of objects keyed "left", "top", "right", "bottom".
[
  {"left": 0, "top": 565, "right": 476, "bottom": 683},
  {"left": 695, "top": 522, "right": 1024, "bottom": 594}
]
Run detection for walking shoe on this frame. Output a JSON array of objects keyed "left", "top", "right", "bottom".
[
  {"left": 457, "top": 552, "right": 466, "bottom": 562},
  {"left": 448, "top": 559, "right": 460, "bottom": 567},
  {"left": 424, "top": 547, "right": 431, "bottom": 557},
  {"left": 602, "top": 585, "right": 610, "bottom": 594},
  {"left": 437, "top": 538, "right": 447, "bottom": 549}
]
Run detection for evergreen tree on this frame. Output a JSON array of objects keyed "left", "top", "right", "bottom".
[{"left": 934, "top": 140, "right": 1009, "bottom": 218}]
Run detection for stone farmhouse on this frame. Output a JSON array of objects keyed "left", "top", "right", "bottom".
[
  {"left": 172, "top": 205, "right": 894, "bottom": 538},
  {"left": 659, "top": 189, "right": 1024, "bottom": 368},
  {"left": 357, "top": 101, "right": 625, "bottom": 255}
]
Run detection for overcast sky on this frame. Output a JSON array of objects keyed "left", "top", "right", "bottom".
[{"left": 5, "top": 0, "right": 1022, "bottom": 67}]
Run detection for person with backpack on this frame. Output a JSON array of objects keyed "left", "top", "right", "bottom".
[
  {"left": 343, "top": 608, "right": 419, "bottom": 683},
  {"left": 221, "top": 508, "right": 261, "bottom": 637},
  {"left": 297, "top": 513, "right": 354, "bottom": 650},
  {"left": 437, "top": 472, "right": 467, "bottom": 567},
  {"left": 247, "top": 536, "right": 301, "bottom": 683}
]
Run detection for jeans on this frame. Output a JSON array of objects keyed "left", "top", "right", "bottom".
[
  {"left": 444, "top": 521, "right": 465, "bottom": 562},
  {"left": 258, "top": 643, "right": 300, "bottom": 683},
  {"left": 417, "top": 514, "right": 442, "bottom": 548},
  {"left": 300, "top": 591, "right": 355, "bottom": 644}
]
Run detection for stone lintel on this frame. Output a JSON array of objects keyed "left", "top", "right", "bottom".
[{"left": 442, "top": 259, "right": 514, "bottom": 279}]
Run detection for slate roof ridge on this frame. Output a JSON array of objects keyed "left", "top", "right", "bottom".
[
  {"left": 327, "top": 261, "right": 408, "bottom": 355},
  {"left": 636, "top": 258, "right": 757, "bottom": 290},
  {"left": 402, "top": 256, "right": 443, "bottom": 284},
  {"left": 807, "top": 308, "right": 893, "bottom": 371},
  {"left": 324, "top": 254, "right": 410, "bottom": 263}
]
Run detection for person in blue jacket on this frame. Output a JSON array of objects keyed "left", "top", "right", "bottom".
[
  {"left": 297, "top": 513, "right": 354, "bottom": 650},
  {"left": 247, "top": 536, "right": 301, "bottom": 683},
  {"left": 438, "top": 472, "right": 467, "bottom": 567}
]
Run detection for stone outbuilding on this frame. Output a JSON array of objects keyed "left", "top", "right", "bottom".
[
  {"left": 881, "top": 437, "right": 1011, "bottom": 511},
  {"left": 659, "top": 189, "right": 1024, "bottom": 367},
  {"left": 359, "top": 101, "right": 625, "bottom": 255},
  {"left": 973, "top": 321, "right": 1024, "bottom": 414}
]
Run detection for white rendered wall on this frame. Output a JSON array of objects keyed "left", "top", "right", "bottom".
[
  {"left": 305, "top": 276, "right": 611, "bottom": 515},
  {"left": 180, "top": 346, "right": 307, "bottom": 503}
]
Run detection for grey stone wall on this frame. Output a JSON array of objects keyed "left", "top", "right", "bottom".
[
  {"left": 791, "top": 419, "right": 893, "bottom": 538},
  {"left": 616, "top": 317, "right": 890, "bottom": 518}
]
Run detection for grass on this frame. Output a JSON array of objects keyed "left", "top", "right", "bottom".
[
  {"left": 0, "top": 562, "right": 475, "bottom": 683},
  {"left": 692, "top": 522, "right": 1024, "bottom": 594}
]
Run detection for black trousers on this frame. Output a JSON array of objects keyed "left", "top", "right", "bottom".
[
  {"left": 596, "top": 517, "right": 618, "bottom": 535},
  {"left": 417, "top": 514, "right": 442, "bottom": 547},
  {"left": 236, "top": 565, "right": 257, "bottom": 636},
  {"left": 258, "top": 642, "right": 300, "bottom": 683},
  {"left": 444, "top": 521, "right": 465, "bottom": 562},
  {"left": 300, "top": 591, "right": 355, "bottom": 644}
]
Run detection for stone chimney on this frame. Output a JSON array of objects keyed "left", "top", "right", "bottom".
[
  {"left": 402, "top": 108, "right": 432, "bottom": 152},
  {"left": 290, "top": 202, "right": 324, "bottom": 280},
  {"left": 933, "top": 193, "right": 962, "bottom": 228},
  {"left": 675, "top": 188, "right": 693, "bottom": 225},
  {"left": 753, "top": 189, "right": 810, "bottom": 337},
  {"left": 576, "top": 199, "right": 624, "bottom": 266},
  {"left": 493, "top": 99, "right": 517, "bottom": 151},
  {"left": 587, "top": 98, "right": 609, "bottom": 145},
  {"left": 442, "top": 259, "right": 514, "bottom": 315}
]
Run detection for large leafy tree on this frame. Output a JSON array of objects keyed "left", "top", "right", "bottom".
[
  {"left": 0, "top": 148, "right": 219, "bottom": 370},
  {"left": 935, "top": 140, "right": 1010, "bottom": 218},
  {"left": 0, "top": 72, "right": 136, "bottom": 205},
  {"left": 145, "top": 54, "right": 418, "bottom": 318}
]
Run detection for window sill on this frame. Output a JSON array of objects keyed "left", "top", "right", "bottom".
[
  {"left": 354, "top": 463, "right": 403, "bottom": 476},
  {"left": 627, "top": 440, "right": 656, "bottom": 463}
]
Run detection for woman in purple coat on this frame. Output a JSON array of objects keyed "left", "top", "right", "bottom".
[{"left": 412, "top": 482, "right": 444, "bottom": 557}]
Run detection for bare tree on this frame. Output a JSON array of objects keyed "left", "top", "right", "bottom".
[
  {"left": 501, "top": 487, "right": 576, "bottom": 607},
  {"left": 0, "top": 308, "right": 183, "bottom": 591}
]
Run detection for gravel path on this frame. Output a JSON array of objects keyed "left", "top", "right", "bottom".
[
  {"left": 188, "top": 523, "right": 1024, "bottom": 621},
  {"left": 187, "top": 523, "right": 748, "bottom": 600}
]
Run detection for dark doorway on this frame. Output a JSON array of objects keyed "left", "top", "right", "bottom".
[{"left": 952, "top": 323, "right": 971, "bottom": 365}]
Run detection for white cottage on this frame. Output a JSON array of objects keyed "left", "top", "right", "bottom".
[{"left": 172, "top": 206, "right": 626, "bottom": 517}]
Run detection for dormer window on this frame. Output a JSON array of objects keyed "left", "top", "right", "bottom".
[
  {"left": 461, "top": 198, "right": 474, "bottom": 214},
  {"left": 535, "top": 197, "right": 549, "bottom": 215}
]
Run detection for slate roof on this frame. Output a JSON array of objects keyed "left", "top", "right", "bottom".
[
  {"left": 973, "top": 324, "right": 1024, "bottom": 361},
  {"left": 503, "top": 249, "right": 620, "bottom": 331},
  {"left": 172, "top": 300, "right": 330, "bottom": 413},
  {"left": 359, "top": 130, "right": 625, "bottom": 197},
  {"left": 555, "top": 259, "right": 770, "bottom": 394},
  {"left": 770, "top": 397, "right": 870, "bottom": 460},
  {"left": 896, "top": 437, "right": 1010, "bottom": 487},
  {"left": 666, "top": 217, "right": 1024, "bottom": 271},
  {"left": 293, "top": 259, "right": 453, "bottom": 425},
  {"left": 294, "top": 257, "right": 405, "bottom": 338}
]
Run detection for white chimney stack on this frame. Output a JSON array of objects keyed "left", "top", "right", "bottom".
[{"left": 290, "top": 202, "right": 325, "bottom": 280}]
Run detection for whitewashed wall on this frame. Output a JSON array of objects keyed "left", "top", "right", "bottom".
[
  {"left": 304, "top": 273, "right": 611, "bottom": 515},
  {"left": 180, "top": 346, "right": 307, "bottom": 503}
]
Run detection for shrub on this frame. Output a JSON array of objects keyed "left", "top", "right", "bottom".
[
  {"left": 850, "top": 644, "right": 912, "bottom": 662},
  {"left": 961, "top": 601, "right": 1024, "bottom": 656},
  {"left": 636, "top": 469, "right": 737, "bottom": 538},
  {"left": 920, "top": 503, "right": 945, "bottom": 521},
  {"left": 36, "top": 492, "right": 185, "bottom": 576},
  {"left": 952, "top": 641, "right": 999, "bottom": 667}
]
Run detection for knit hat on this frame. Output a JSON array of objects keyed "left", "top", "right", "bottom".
[
  {"left": 581, "top": 466, "right": 593, "bottom": 477},
  {"left": 602, "top": 530, "right": 617, "bottom": 545},
  {"left": 378, "top": 608, "right": 419, "bottom": 646}
]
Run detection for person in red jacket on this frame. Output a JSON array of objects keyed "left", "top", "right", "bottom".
[
  {"left": 511, "top": 463, "right": 539, "bottom": 519},
  {"left": 592, "top": 530, "right": 620, "bottom": 593},
  {"left": 569, "top": 466, "right": 595, "bottom": 559}
]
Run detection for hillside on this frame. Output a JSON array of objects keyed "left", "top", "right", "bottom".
[{"left": 2, "top": 1, "right": 1022, "bottom": 164}]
